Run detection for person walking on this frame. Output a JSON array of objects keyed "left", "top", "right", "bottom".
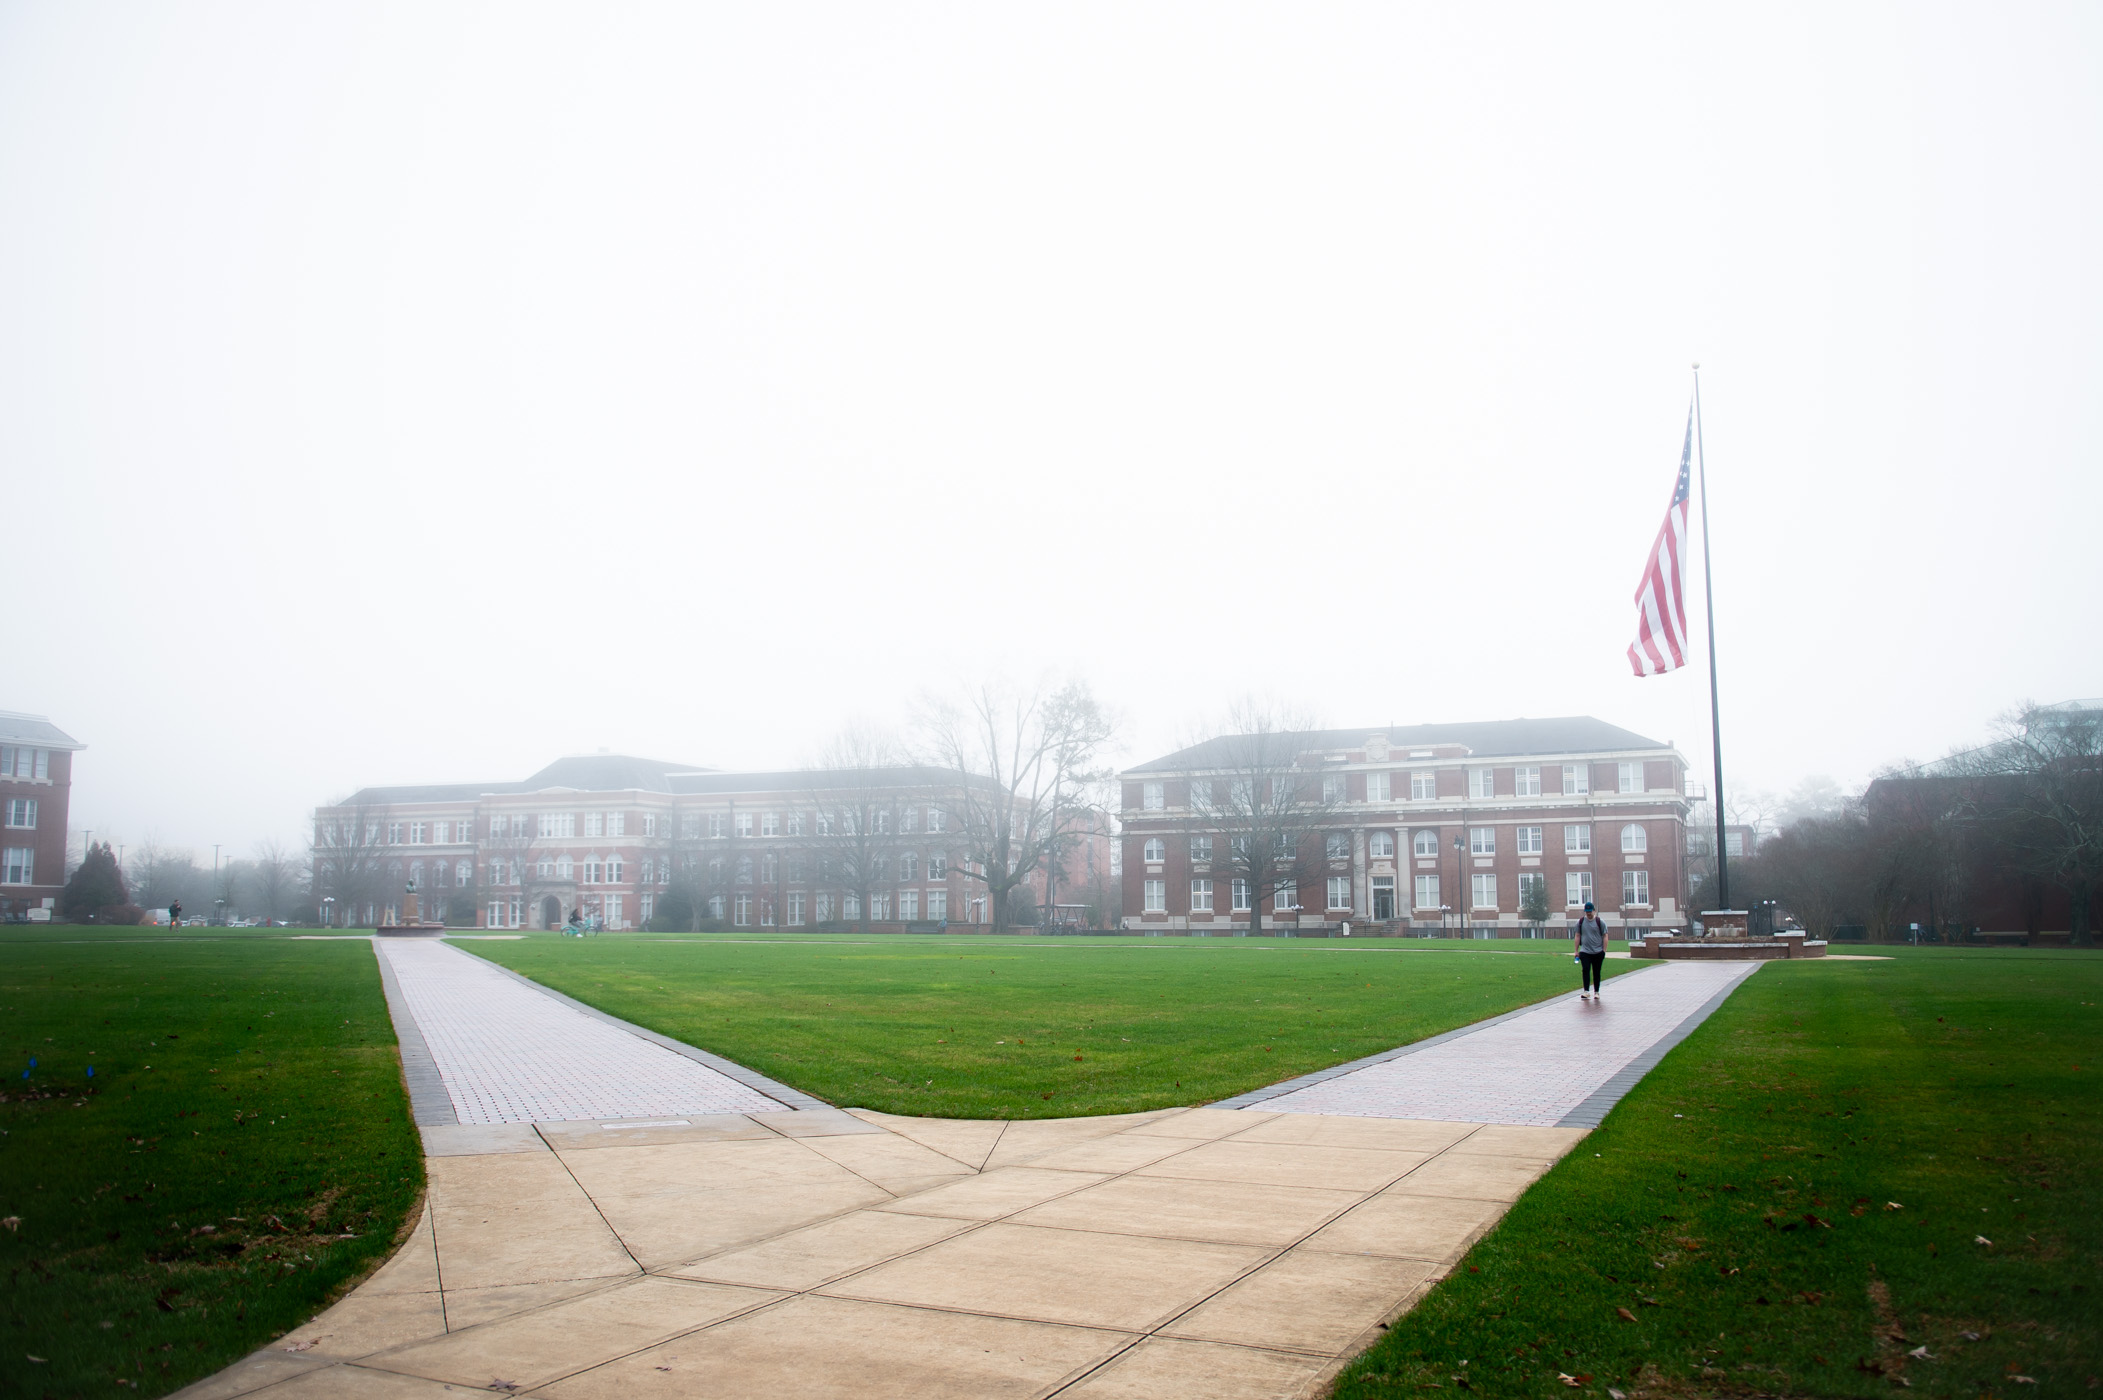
[
  {"left": 1573, "top": 901, "right": 1608, "bottom": 999},
  {"left": 168, "top": 899, "right": 182, "bottom": 928}
]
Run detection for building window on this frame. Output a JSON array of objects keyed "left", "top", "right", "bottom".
[
  {"left": 1516, "top": 825, "right": 1542, "bottom": 855},
  {"left": 1144, "top": 880, "right": 1166, "bottom": 912},
  {"left": 1142, "top": 782, "right": 1166, "bottom": 811},
  {"left": 1621, "top": 823, "right": 1648, "bottom": 854},
  {"left": 606, "top": 856, "right": 623, "bottom": 883},
  {"left": 1469, "top": 827, "right": 1495, "bottom": 856},
  {"left": 1410, "top": 771, "right": 1436, "bottom": 801},
  {"left": 1325, "top": 831, "right": 1349, "bottom": 860},
  {"left": 927, "top": 854, "right": 947, "bottom": 880},
  {"left": 540, "top": 813, "right": 575, "bottom": 838},
  {"left": 387, "top": 822, "right": 403, "bottom": 844},
  {"left": 489, "top": 814, "right": 508, "bottom": 837},
  {"left": 584, "top": 813, "right": 603, "bottom": 838},
  {"left": 414, "top": 822, "right": 432, "bottom": 844},
  {"left": 761, "top": 812, "right": 780, "bottom": 837},
  {"left": 1567, "top": 871, "right": 1594, "bottom": 907},
  {"left": 899, "top": 853, "right": 918, "bottom": 882},
  {"left": 1618, "top": 762, "right": 1641, "bottom": 794},
  {"left": 1191, "top": 879, "right": 1214, "bottom": 912},
  {"left": 899, "top": 890, "right": 920, "bottom": 920},
  {"left": 927, "top": 808, "right": 946, "bottom": 833},
  {"left": 1274, "top": 881, "right": 1297, "bottom": 912},
  {"left": 1518, "top": 871, "right": 1546, "bottom": 907},
  {"left": 1411, "top": 829, "right": 1437, "bottom": 857},
  {"left": 1142, "top": 838, "right": 1165, "bottom": 863},
  {"left": 1414, "top": 873, "right": 1440, "bottom": 909},
  {"left": 1725, "top": 831, "right": 1745, "bottom": 858},
  {"left": 608, "top": 812, "right": 626, "bottom": 837},
  {"left": 1327, "top": 875, "right": 1352, "bottom": 909},
  {"left": 735, "top": 811, "right": 754, "bottom": 837},
  {"left": 786, "top": 812, "right": 804, "bottom": 836},
  {"left": 901, "top": 808, "right": 919, "bottom": 833},
  {"left": 1515, "top": 765, "right": 1542, "bottom": 797},
  {"left": 1624, "top": 869, "right": 1650, "bottom": 906},
  {"left": 927, "top": 890, "right": 947, "bottom": 920},
  {"left": 604, "top": 894, "right": 624, "bottom": 927},
  {"left": 1189, "top": 835, "right": 1213, "bottom": 863},
  {"left": 1231, "top": 878, "right": 1251, "bottom": 911},
  {"left": 1563, "top": 764, "right": 1591, "bottom": 795},
  {"left": 1470, "top": 768, "right": 1496, "bottom": 799},
  {"left": 1369, "top": 831, "right": 1394, "bottom": 859},
  {"left": 1366, "top": 771, "right": 1390, "bottom": 802},
  {"left": 734, "top": 893, "right": 751, "bottom": 926},
  {"left": 874, "top": 810, "right": 892, "bottom": 835},
  {"left": 1, "top": 848, "right": 32, "bottom": 884},
  {"left": 1471, "top": 872, "right": 1497, "bottom": 909},
  {"left": 641, "top": 893, "right": 656, "bottom": 924},
  {"left": 1, "top": 747, "right": 50, "bottom": 780},
  {"left": 708, "top": 813, "right": 727, "bottom": 838},
  {"left": 3, "top": 799, "right": 35, "bottom": 829},
  {"left": 643, "top": 814, "right": 658, "bottom": 837},
  {"left": 816, "top": 893, "right": 834, "bottom": 923},
  {"left": 1565, "top": 824, "right": 1592, "bottom": 854},
  {"left": 1322, "top": 775, "right": 1346, "bottom": 804},
  {"left": 488, "top": 900, "right": 505, "bottom": 927},
  {"left": 456, "top": 859, "right": 472, "bottom": 885}
]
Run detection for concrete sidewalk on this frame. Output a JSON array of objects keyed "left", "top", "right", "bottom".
[{"left": 174, "top": 942, "right": 1763, "bottom": 1400}]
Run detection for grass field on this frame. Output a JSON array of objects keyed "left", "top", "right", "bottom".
[
  {"left": 462, "top": 932, "right": 1632, "bottom": 1118},
  {"left": 1332, "top": 948, "right": 2101, "bottom": 1400},
  {"left": 0, "top": 934, "right": 424, "bottom": 1400}
]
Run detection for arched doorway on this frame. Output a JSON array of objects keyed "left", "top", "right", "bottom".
[{"left": 541, "top": 895, "right": 563, "bottom": 930}]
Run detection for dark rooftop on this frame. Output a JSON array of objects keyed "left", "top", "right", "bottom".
[{"left": 1127, "top": 716, "right": 1669, "bottom": 774}]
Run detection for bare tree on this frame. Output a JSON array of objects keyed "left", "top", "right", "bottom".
[
  {"left": 919, "top": 680, "right": 1113, "bottom": 935},
  {"left": 1184, "top": 700, "right": 1341, "bottom": 932},
  {"left": 1953, "top": 701, "right": 2103, "bottom": 946},
  {"left": 247, "top": 839, "right": 300, "bottom": 923},
  {"left": 483, "top": 812, "right": 544, "bottom": 928},
  {"left": 310, "top": 806, "right": 387, "bottom": 927},
  {"left": 807, "top": 726, "right": 908, "bottom": 931}
]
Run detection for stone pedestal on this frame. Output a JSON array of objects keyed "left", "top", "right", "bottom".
[{"left": 1628, "top": 912, "right": 1825, "bottom": 961}]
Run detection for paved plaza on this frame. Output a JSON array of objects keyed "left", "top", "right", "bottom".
[{"left": 175, "top": 943, "right": 1763, "bottom": 1400}]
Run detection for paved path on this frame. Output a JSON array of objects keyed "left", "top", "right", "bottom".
[
  {"left": 1219, "top": 960, "right": 1760, "bottom": 1126},
  {"left": 375, "top": 938, "right": 790, "bottom": 1124}
]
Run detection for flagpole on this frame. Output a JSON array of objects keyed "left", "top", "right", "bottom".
[{"left": 1693, "top": 363, "right": 1728, "bottom": 909}]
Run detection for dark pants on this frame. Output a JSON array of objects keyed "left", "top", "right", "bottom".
[{"left": 1578, "top": 950, "right": 1606, "bottom": 992}]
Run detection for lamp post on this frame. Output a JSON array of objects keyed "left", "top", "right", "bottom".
[
  {"left": 1454, "top": 832, "right": 1468, "bottom": 938},
  {"left": 323, "top": 896, "right": 335, "bottom": 929}
]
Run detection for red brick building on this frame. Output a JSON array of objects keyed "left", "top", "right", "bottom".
[
  {"left": 1, "top": 711, "right": 84, "bottom": 920},
  {"left": 1118, "top": 717, "right": 1692, "bottom": 935},
  {"left": 313, "top": 754, "right": 1064, "bottom": 930}
]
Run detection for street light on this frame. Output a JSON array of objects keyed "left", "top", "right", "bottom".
[{"left": 322, "top": 896, "right": 335, "bottom": 929}]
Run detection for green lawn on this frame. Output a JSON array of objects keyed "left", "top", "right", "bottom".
[
  {"left": 460, "top": 932, "right": 1631, "bottom": 1118},
  {"left": 0, "top": 934, "right": 423, "bottom": 1399},
  {"left": 1333, "top": 948, "right": 2102, "bottom": 1400}
]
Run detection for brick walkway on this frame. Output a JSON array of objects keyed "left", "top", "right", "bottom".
[
  {"left": 375, "top": 938, "right": 788, "bottom": 1124},
  {"left": 1223, "top": 960, "right": 1760, "bottom": 1126}
]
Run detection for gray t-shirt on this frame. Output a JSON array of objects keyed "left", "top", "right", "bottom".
[{"left": 1576, "top": 917, "right": 1607, "bottom": 954}]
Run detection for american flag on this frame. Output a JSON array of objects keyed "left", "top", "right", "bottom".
[{"left": 1627, "top": 409, "right": 1694, "bottom": 676}]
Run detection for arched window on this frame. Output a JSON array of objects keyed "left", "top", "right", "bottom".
[
  {"left": 537, "top": 855, "right": 554, "bottom": 879},
  {"left": 1143, "top": 838, "right": 1165, "bottom": 863},
  {"left": 1621, "top": 823, "right": 1647, "bottom": 854},
  {"left": 1412, "top": 829, "right": 1437, "bottom": 858},
  {"left": 409, "top": 862, "right": 424, "bottom": 886},
  {"left": 1370, "top": 831, "right": 1395, "bottom": 859}
]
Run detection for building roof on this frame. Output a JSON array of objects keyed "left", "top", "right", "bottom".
[
  {"left": 667, "top": 765, "right": 982, "bottom": 796},
  {"left": 0, "top": 711, "right": 85, "bottom": 750},
  {"left": 334, "top": 758, "right": 983, "bottom": 808},
  {"left": 341, "top": 754, "right": 711, "bottom": 806},
  {"left": 1127, "top": 716, "right": 1670, "bottom": 774}
]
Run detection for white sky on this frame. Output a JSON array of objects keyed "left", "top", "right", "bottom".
[{"left": 4, "top": 2, "right": 2098, "bottom": 859}]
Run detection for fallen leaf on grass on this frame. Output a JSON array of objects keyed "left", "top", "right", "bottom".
[
  {"left": 0, "top": 1217, "right": 17, "bottom": 1232},
  {"left": 1959, "top": 1332, "right": 1982, "bottom": 1342},
  {"left": 1908, "top": 1347, "right": 1935, "bottom": 1360},
  {"left": 26, "top": 1355, "right": 47, "bottom": 1363},
  {"left": 282, "top": 1341, "right": 315, "bottom": 1353},
  {"left": 1976, "top": 1236, "right": 1993, "bottom": 1247},
  {"left": 2011, "top": 1378, "right": 2037, "bottom": 1386},
  {"left": 1886, "top": 1202, "right": 1903, "bottom": 1211},
  {"left": 1615, "top": 1307, "right": 1638, "bottom": 1322},
  {"left": 1558, "top": 1374, "right": 1587, "bottom": 1387},
  {"left": 1609, "top": 1390, "right": 1626, "bottom": 1399}
]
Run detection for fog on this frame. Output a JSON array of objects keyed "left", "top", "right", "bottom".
[{"left": 4, "top": 2, "right": 2098, "bottom": 859}]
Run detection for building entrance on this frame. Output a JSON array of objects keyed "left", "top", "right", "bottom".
[
  {"left": 540, "top": 895, "right": 562, "bottom": 930},
  {"left": 1371, "top": 877, "right": 1396, "bottom": 921}
]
